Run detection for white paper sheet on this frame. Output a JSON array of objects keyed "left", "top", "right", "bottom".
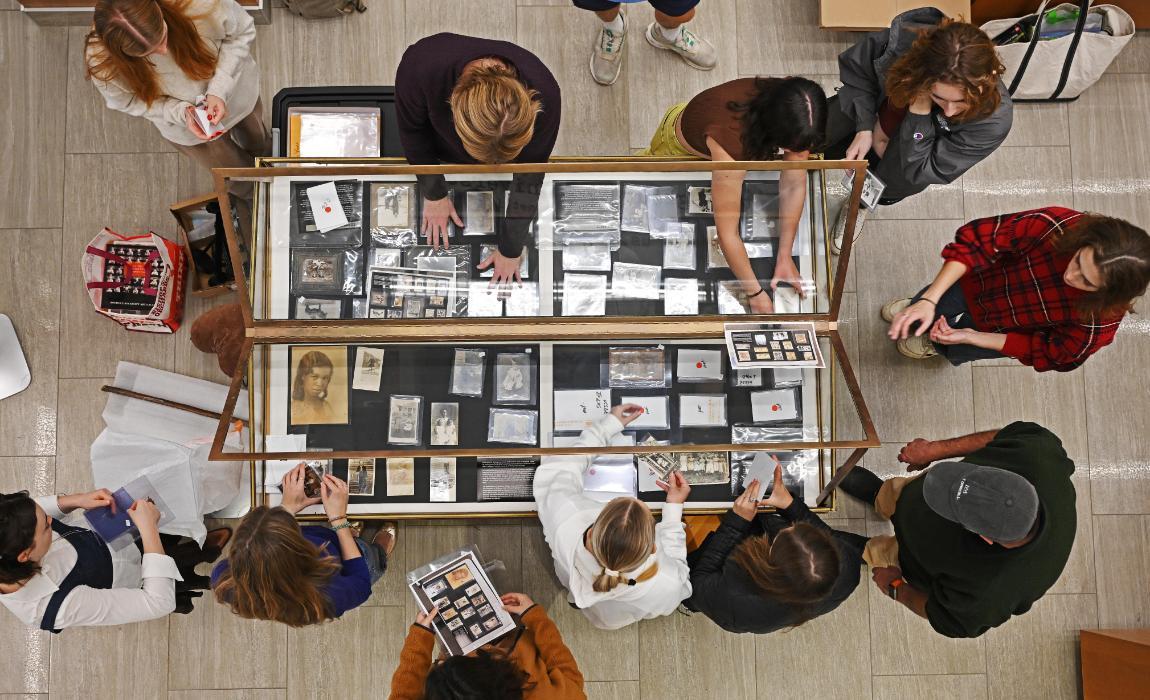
[
  {"left": 553, "top": 389, "right": 612, "bottom": 432},
  {"left": 305, "top": 181, "right": 349, "bottom": 233},
  {"left": 676, "top": 349, "right": 723, "bottom": 382}
]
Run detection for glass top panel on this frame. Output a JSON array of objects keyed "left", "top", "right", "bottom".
[{"left": 238, "top": 165, "right": 836, "bottom": 322}]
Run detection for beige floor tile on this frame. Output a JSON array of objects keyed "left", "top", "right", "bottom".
[
  {"left": 294, "top": 4, "right": 407, "bottom": 89},
  {"left": 54, "top": 378, "right": 109, "bottom": 494},
  {"left": 854, "top": 219, "right": 975, "bottom": 442},
  {"left": 983, "top": 594, "right": 1098, "bottom": 700},
  {"left": 286, "top": 606, "right": 406, "bottom": 700},
  {"left": 868, "top": 578, "right": 986, "bottom": 675},
  {"left": 872, "top": 674, "right": 987, "bottom": 700},
  {"left": 177, "top": 157, "right": 216, "bottom": 203},
  {"left": 869, "top": 178, "right": 965, "bottom": 221},
  {"left": 755, "top": 572, "right": 871, "bottom": 699},
  {"left": 971, "top": 366, "right": 1088, "bottom": 466},
  {"left": 64, "top": 27, "right": 175, "bottom": 155},
  {"left": 0, "top": 17, "right": 66, "bottom": 229},
  {"left": 1002, "top": 102, "right": 1069, "bottom": 148},
  {"left": 1108, "top": 31, "right": 1150, "bottom": 74},
  {"left": 735, "top": 0, "right": 855, "bottom": 76},
  {"left": 50, "top": 617, "right": 170, "bottom": 697},
  {"left": 167, "top": 594, "right": 287, "bottom": 690},
  {"left": 585, "top": 681, "right": 640, "bottom": 700},
  {"left": 405, "top": 0, "right": 518, "bottom": 46},
  {"left": 1093, "top": 514, "right": 1150, "bottom": 628},
  {"left": 0, "top": 586, "right": 50, "bottom": 694},
  {"left": 251, "top": 8, "right": 298, "bottom": 119},
  {"left": 1069, "top": 74, "right": 1150, "bottom": 226},
  {"left": 624, "top": 0, "right": 738, "bottom": 149},
  {"left": 170, "top": 691, "right": 285, "bottom": 699},
  {"left": 961, "top": 146, "right": 1074, "bottom": 221},
  {"left": 0, "top": 230, "right": 60, "bottom": 457},
  {"left": 520, "top": 524, "right": 639, "bottom": 681},
  {"left": 517, "top": 7, "right": 631, "bottom": 156},
  {"left": 1084, "top": 323, "right": 1150, "bottom": 514},
  {"left": 638, "top": 611, "right": 757, "bottom": 700},
  {"left": 59, "top": 153, "right": 179, "bottom": 379}
]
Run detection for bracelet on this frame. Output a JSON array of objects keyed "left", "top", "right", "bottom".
[
  {"left": 331, "top": 521, "right": 353, "bottom": 533},
  {"left": 746, "top": 287, "right": 766, "bottom": 299},
  {"left": 327, "top": 515, "right": 347, "bottom": 523},
  {"left": 917, "top": 298, "right": 937, "bottom": 306}
]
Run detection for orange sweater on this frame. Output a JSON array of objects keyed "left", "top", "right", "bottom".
[{"left": 387, "top": 605, "right": 586, "bottom": 700}]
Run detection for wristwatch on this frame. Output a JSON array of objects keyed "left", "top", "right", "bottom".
[{"left": 887, "top": 577, "right": 905, "bottom": 600}]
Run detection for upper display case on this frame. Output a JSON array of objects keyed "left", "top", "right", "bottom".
[{"left": 207, "top": 157, "right": 875, "bottom": 517}]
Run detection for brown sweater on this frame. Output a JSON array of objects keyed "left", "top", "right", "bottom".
[
  {"left": 681, "top": 77, "right": 777, "bottom": 160},
  {"left": 387, "top": 605, "right": 586, "bottom": 700}
]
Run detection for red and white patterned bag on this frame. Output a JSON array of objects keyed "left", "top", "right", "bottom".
[{"left": 82, "top": 228, "right": 186, "bottom": 334}]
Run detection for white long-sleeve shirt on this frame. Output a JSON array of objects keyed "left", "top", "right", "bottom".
[
  {"left": 533, "top": 415, "right": 692, "bottom": 630},
  {"left": 86, "top": 0, "right": 260, "bottom": 146},
  {"left": 0, "top": 496, "right": 182, "bottom": 630}
]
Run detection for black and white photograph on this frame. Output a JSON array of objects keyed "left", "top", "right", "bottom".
[
  {"left": 372, "top": 183, "right": 414, "bottom": 229},
  {"left": 611, "top": 262, "right": 661, "bottom": 300},
  {"left": 663, "top": 278, "right": 699, "bottom": 316},
  {"left": 662, "top": 234, "right": 696, "bottom": 270},
  {"left": 387, "top": 395, "right": 423, "bottom": 446},
  {"left": 371, "top": 247, "right": 403, "bottom": 268},
  {"left": 295, "top": 297, "right": 343, "bottom": 320},
  {"left": 429, "top": 457, "right": 457, "bottom": 502},
  {"left": 292, "top": 251, "right": 344, "bottom": 295},
  {"left": 687, "top": 185, "right": 713, "bottom": 215},
  {"left": 494, "top": 353, "right": 534, "bottom": 404},
  {"left": 430, "top": 403, "right": 459, "bottom": 446},
  {"left": 463, "top": 190, "right": 495, "bottom": 235},
  {"left": 561, "top": 273, "right": 608, "bottom": 316},
  {"left": 352, "top": 346, "right": 385, "bottom": 392},
  {"left": 386, "top": 457, "right": 416, "bottom": 496},
  {"left": 347, "top": 458, "right": 375, "bottom": 497},
  {"left": 620, "top": 184, "right": 652, "bottom": 233},
  {"left": 706, "top": 225, "right": 728, "bottom": 270},
  {"left": 450, "top": 348, "right": 487, "bottom": 397},
  {"left": 488, "top": 409, "right": 538, "bottom": 445}
]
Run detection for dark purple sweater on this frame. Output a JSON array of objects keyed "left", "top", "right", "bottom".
[{"left": 395, "top": 33, "right": 562, "bottom": 257}]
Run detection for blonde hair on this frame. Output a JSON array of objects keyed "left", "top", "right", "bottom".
[
  {"left": 588, "top": 497, "right": 659, "bottom": 593},
  {"left": 449, "top": 64, "right": 541, "bottom": 164}
]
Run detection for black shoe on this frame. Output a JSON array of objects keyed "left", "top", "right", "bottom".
[
  {"left": 179, "top": 574, "right": 211, "bottom": 592},
  {"left": 838, "top": 466, "right": 883, "bottom": 506},
  {"left": 174, "top": 590, "right": 203, "bottom": 615}
]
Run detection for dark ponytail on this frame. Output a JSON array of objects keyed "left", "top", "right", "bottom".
[
  {"left": 0, "top": 492, "right": 41, "bottom": 586},
  {"left": 732, "top": 76, "right": 828, "bottom": 160}
]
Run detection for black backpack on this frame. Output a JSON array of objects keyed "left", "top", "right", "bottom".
[{"left": 281, "top": 0, "right": 365, "bottom": 20}]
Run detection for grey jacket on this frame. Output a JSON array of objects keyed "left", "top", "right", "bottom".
[{"left": 837, "top": 7, "right": 1013, "bottom": 201}]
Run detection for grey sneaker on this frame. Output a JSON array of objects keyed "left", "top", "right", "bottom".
[
  {"left": 644, "top": 22, "right": 717, "bottom": 71},
  {"left": 831, "top": 203, "right": 867, "bottom": 255},
  {"left": 880, "top": 298, "right": 912, "bottom": 323},
  {"left": 590, "top": 12, "right": 627, "bottom": 86}
]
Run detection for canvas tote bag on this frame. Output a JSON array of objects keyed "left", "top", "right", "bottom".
[{"left": 983, "top": 0, "right": 1135, "bottom": 101}]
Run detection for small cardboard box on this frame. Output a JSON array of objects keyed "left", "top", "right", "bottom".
[
  {"left": 169, "top": 194, "right": 235, "bottom": 298},
  {"left": 820, "top": 0, "right": 972, "bottom": 31}
]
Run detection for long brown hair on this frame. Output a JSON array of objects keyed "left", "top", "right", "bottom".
[
  {"left": 885, "top": 19, "right": 1005, "bottom": 123},
  {"left": 1054, "top": 214, "right": 1150, "bottom": 317},
  {"left": 212, "top": 507, "right": 341, "bottom": 627},
  {"left": 731, "top": 522, "right": 841, "bottom": 627},
  {"left": 85, "top": 0, "right": 218, "bottom": 106},
  {"left": 588, "top": 497, "right": 658, "bottom": 593},
  {"left": 449, "top": 63, "right": 541, "bottom": 164}
]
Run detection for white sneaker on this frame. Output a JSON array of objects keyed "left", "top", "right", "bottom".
[
  {"left": 643, "top": 22, "right": 717, "bottom": 71},
  {"left": 590, "top": 12, "right": 627, "bottom": 86}
]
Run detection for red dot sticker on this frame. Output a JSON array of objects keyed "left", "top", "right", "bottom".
[
  {"left": 323, "top": 205, "right": 332, "bottom": 213},
  {"left": 771, "top": 404, "right": 781, "bottom": 411},
  {"left": 696, "top": 362, "right": 703, "bottom": 368}
]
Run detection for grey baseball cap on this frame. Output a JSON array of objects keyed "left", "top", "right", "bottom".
[{"left": 922, "top": 461, "right": 1040, "bottom": 543}]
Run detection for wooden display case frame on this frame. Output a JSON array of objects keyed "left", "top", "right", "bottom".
[{"left": 207, "top": 157, "right": 878, "bottom": 517}]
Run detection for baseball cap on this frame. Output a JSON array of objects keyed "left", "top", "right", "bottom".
[{"left": 922, "top": 461, "right": 1040, "bottom": 543}]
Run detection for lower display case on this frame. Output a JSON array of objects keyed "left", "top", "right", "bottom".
[{"left": 237, "top": 332, "right": 872, "bottom": 518}]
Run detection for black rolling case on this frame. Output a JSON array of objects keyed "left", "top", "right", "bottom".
[{"left": 270, "top": 85, "right": 404, "bottom": 158}]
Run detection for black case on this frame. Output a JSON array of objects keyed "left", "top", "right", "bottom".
[{"left": 271, "top": 86, "right": 405, "bottom": 158}]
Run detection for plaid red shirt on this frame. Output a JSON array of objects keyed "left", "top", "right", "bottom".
[{"left": 941, "top": 207, "right": 1123, "bottom": 372}]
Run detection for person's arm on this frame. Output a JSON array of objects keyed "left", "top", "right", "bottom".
[
  {"left": 533, "top": 413, "right": 626, "bottom": 536},
  {"left": 653, "top": 473, "right": 692, "bottom": 610},
  {"left": 837, "top": 30, "right": 888, "bottom": 134},
  {"left": 499, "top": 172, "right": 544, "bottom": 259},
  {"left": 519, "top": 605, "right": 586, "bottom": 693},
  {"left": 90, "top": 70, "right": 190, "bottom": 129},
  {"left": 707, "top": 137, "right": 770, "bottom": 313},
  {"left": 897, "top": 429, "right": 1001, "bottom": 470},
  {"left": 880, "top": 93, "right": 1011, "bottom": 190},
  {"left": 691, "top": 510, "right": 751, "bottom": 576},
  {"left": 887, "top": 259, "right": 967, "bottom": 340},
  {"left": 768, "top": 151, "right": 810, "bottom": 299},
  {"left": 204, "top": 0, "right": 256, "bottom": 105},
  {"left": 386, "top": 624, "right": 437, "bottom": 700},
  {"left": 998, "top": 318, "right": 1120, "bottom": 372}
]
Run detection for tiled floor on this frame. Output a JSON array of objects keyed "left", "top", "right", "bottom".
[{"left": 0, "top": 2, "right": 1147, "bottom": 698}]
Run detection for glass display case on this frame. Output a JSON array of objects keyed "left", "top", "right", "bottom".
[{"left": 208, "top": 157, "right": 877, "bottom": 518}]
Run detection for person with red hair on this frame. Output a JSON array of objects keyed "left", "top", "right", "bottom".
[{"left": 85, "top": 0, "right": 268, "bottom": 194}]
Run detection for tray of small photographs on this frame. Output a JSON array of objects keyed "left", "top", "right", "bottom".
[{"left": 407, "top": 546, "right": 517, "bottom": 656}]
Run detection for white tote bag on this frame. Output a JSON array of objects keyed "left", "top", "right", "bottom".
[{"left": 983, "top": 0, "right": 1135, "bottom": 101}]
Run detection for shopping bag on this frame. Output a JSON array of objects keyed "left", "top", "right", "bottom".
[
  {"left": 82, "top": 228, "right": 186, "bottom": 334},
  {"left": 983, "top": 0, "right": 1135, "bottom": 101}
]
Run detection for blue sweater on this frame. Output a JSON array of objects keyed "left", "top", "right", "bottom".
[{"left": 211, "top": 526, "right": 373, "bottom": 619}]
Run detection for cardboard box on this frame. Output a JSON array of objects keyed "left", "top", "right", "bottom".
[
  {"left": 820, "top": 0, "right": 972, "bottom": 31},
  {"left": 169, "top": 194, "right": 235, "bottom": 298}
]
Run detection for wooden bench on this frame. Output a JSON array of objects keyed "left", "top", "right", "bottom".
[{"left": 18, "top": 0, "right": 271, "bottom": 26}]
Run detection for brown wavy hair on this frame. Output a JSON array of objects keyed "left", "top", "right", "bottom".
[
  {"left": 884, "top": 19, "right": 1005, "bottom": 123},
  {"left": 212, "top": 507, "right": 341, "bottom": 627},
  {"left": 731, "top": 522, "right": 841, "bottom": 627},
  {"left": 1053, "top": 214, "right": 1150, "bottom": 317},
  {"left": 588, "top": 497, "right": 658, "bottom": 593},
  {"left": 86, "top": 0, "right": 218, "bottom": 107},
  {"left": 449, "top": 62, "right": 542, "bottom": 164}
]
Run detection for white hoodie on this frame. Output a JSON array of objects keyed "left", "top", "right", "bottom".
[{"left": 533, "top": 415, "right": 692, "bottom": 630}]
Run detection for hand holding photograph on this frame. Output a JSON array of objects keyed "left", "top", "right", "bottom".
[{"left": 289, "top": 346, "right": 350, "bottom": 425}]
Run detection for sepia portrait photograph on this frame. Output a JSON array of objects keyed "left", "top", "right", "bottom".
[
  {"left": 289, "top": 346, "right": 350, "bottom": 425},
  {"left": 347, "top": 458, "right": 376, "bottom": 496},
  {"left": 386, "top": 457, "right": 416, "bottom": 496}
]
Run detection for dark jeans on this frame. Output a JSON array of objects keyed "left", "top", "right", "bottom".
[
  {"left": 355, "top": 537, "right": 389, "bottom": 585},
  {"left": 909, "top": 284, "right": 1005, "bottom": 365},
  {"left": 573, "top": 0, "right": 700, "bottom": 16},
  {"left": 824, "top": 95, "right": 906, "bottom": 206}
]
